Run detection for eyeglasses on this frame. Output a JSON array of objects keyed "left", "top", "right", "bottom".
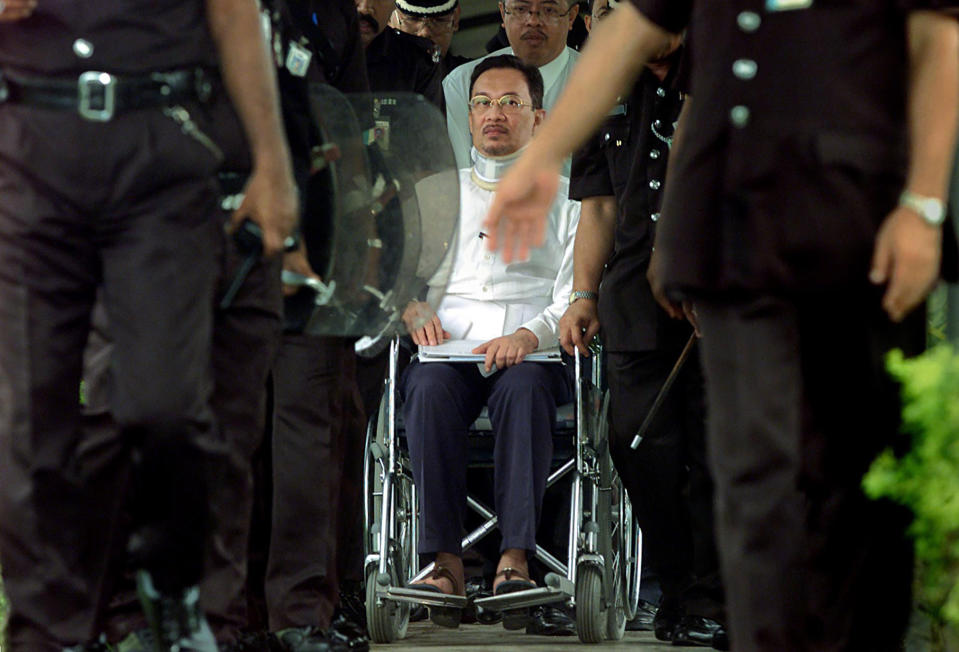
[
  {"left": 395, "top": 11, "right": 456, "bottom": 31},
  {"left": 468, "top": 94, "right": 535, "bottom": 114},
  {"left": 502, "top": 3, "right": 575, "bottom": 22}
]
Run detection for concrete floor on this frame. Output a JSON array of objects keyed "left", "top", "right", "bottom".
[{"left": 372, "top": 621, "right": 677, "bottom": 651}]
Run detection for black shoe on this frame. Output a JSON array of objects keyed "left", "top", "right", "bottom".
[
  {"left": 671, "top": 615, "right": 726, "bottom": 648},
  {"left": 408, "top": 604, "right": 429, "bottom": 622},
  {"left": 525, "top": 605, "right": 575, "bottom": 636},
  {"left": 62, "top": 635, "right": 112, "bottom": 652},
  {"left": 463, "top": 576, "right": 502, "bottom": 625},
  {"left": 652, "top": 599, "right": 684, "bottom": 642},
  {"left": 626, "top": 599, "right": 658, "bottom": 631},
  {"left": 336, "top": 586, "right": 367, "bottom": 632},
  {"left": 327, "top": 612, "right": 370, "bottom": 652},
  {"left": 136, "top": 571, "right": 217, "bottom": 652},
  {"left": 275, "top": 626, "right": 330, "bottom": 652},
  {"left": 221, "top": 631, "right": 282, "bottom": 652}
]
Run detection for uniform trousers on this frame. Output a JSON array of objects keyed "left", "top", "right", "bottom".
[
  {"left": 265, "top": 333, "right": 366, "bottom": 631},
  {"left": 0, "top": 103, "right": 222, "bottom": 650},
  {"left": 76, "top": 226, "right": 282, "bottom": 645},
  {"left": 606, "top": 346, "right": 723, "bottom": 621},
  {"left": 695, "top": 290, "right": 922, "bottom": 651},
  {"left": 401, "top": 361, "right": 573, "bottom": 555}
]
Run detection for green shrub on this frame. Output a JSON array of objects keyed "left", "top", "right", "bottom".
[{"left": 864, "top": 343, "right": 959, "bottom": 626}]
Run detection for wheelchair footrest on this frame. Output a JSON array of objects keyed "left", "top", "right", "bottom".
[
  {"left": 473, "top": 585, "right": 572, "bottom": 611},
  {"left": 381, "top": 586, "right": 469, "bottom": 609}
]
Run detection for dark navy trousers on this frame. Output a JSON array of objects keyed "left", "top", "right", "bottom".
[{"left": 401, "top": 360, "right": 572, "bottom": 556}]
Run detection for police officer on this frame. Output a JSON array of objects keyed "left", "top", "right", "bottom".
[
  {"left": 356, "top": 0, "right": 444, "bottom": 106},
  {"left": 0, "top": 1, "right": 297, "bottom": 651},
  {"left": 390, "top": 0, "right": 471, "bottom": 80},
  {"left": 487, "top": 1, "right": 959, "bottom": 650},
  {"left": 559, "top": 0, "right": 725, "bottom": 646}
]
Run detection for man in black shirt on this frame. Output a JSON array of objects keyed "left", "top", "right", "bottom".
[
  {"left": 0, "top": 1, "right": 297, "bottom": 651},
  {"left": 356, "top": 0, "right": 443, "bottom": 105},
  {"left": 486, "top": 1, "right": 959, "bottom": 649},
  {"left": 390, "top": 0, "right": 471, "bottom": 79},
  {"left": 560, "top": 1, "right": 724, "bottom": 646}
]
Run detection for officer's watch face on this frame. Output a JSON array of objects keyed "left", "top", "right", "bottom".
[
  {"left": 356, "top": 0, "right": 397, "bottom": 47},
  {"left": 468, "top": 68, "right": 545, "bottom": 157},
  {"left": 499, "top": 0, "right": 578, "bottom": 68}
]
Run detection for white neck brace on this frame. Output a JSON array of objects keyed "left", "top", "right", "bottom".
[{"left": 470, "top": 145, "right": 526, "bottom": 191}]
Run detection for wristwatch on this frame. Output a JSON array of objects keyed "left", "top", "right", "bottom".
[
  {"left": 568, "top": 290, "right": 598, "bottom": 305},
  {"left": 899, "top": 190, "right": 946, "bottom": 227}
]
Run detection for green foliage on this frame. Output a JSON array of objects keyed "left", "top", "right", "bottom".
[{"left": 864, "top": 344, "right": 959, "bottom": 625}]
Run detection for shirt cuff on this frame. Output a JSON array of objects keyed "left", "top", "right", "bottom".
[{"left": 520, "top": 319, "right": 556, "bottom": 350}]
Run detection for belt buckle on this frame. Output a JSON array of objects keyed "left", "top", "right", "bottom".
[{"left": 77, "top": 71, "right": 116, "bottom": 121}]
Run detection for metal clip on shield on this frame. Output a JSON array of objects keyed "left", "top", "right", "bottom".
[{"left": 280, "top": 270, "right": 336, "bottom": 307}]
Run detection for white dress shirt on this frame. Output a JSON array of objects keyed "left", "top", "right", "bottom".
[
  {"left": 442, "top": 46, "right": 580, "bottom": 175},
  {"left": 427, "top": 169, "right": 581, "bottom": 348}
]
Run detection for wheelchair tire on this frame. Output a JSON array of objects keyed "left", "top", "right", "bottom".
[
  {"left": 575, "top": 563, "right": 605, "bottom": 644},
  {"left": 366, "top": 565, "right": 410, "bottom": 643}
]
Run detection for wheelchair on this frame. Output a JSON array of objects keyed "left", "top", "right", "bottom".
[{"left": 362, "top": 338, "right": 642, "bottom": 644}]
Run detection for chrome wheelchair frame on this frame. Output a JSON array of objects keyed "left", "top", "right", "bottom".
[{"left": 362, "top": 338, "right": 642, "bottom": 643}]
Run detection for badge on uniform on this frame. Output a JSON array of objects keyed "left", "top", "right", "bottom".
[
  {"left": 286, "top": 41, "right": 312, "bottom": 77},
  {"left": 766, "top": 0, "right": 812, "bottom": 11}
]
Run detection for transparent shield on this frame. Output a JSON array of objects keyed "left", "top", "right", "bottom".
[{"left": 290, "top": 87, "right": 458, "bottom": 340}]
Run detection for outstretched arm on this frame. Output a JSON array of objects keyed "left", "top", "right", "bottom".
[
  {"left": 484, "top": 3, "right": 675, "bottom": 262},
  {"left": 870, "top": 11, "right": 959, "bottom": 321},
  {"left": 206, "top": 0, "right": 299, "bottom": 257}
]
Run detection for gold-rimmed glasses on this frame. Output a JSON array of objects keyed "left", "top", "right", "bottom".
[
  {"left": 395, "top": 11, "right": 456, "bottom": 32},
  {"left": 468, "top": 94, "right": 535, "bottom": 115},
  {"left": 502, "top": 3, "right": 575, "bottom": 23}
]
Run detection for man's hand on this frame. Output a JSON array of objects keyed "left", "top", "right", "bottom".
[
  {"left": 0, "top": 0, "right": 36, "bottom": 21},
  {"left": 233, "top": 164, "right": 298, "bottom": 258},
  {"left": 402, "top": 301, "right": 449, "bottom": 346},
  {"left": 559, "top": 300, "right": 600, "bottom": 356},
  {"left": 647, "top": 247, "right": 683, "bottom": 319},
  {"left": 282, "top": 244, "right": 321, "bottom": 296},
  {"left": 869, "top": 205, "right": 942, "bottom": 322},
  {"left": 484, "top": 157, "right": 560, "bottom": 263},
  {"left": 472, "top": 329, "right": 539, "bottom": 372}
]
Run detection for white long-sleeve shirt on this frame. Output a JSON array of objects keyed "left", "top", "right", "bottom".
[
  {"left": 428, "top": 170, "right": 580, "bottom": 348},
  {"left": 442, "top": 46, "right": 580, "bottom": 176}
]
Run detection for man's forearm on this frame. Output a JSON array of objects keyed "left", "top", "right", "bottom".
[
  {"left": 904, "top": 11, "right": 959, "bottom": 200},
  {"left": 206, "top": 0, "right": 291, "bottom": 170},
  {"left": 573, "top": 195, "right": 617, "bottom": 292},
  {"left": 526, "top": 4, "right": 673, "bottom": 167}
]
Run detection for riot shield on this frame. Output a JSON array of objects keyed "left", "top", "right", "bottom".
[{"left": 286, "top": 87, "right": 458, "bottom": 342}]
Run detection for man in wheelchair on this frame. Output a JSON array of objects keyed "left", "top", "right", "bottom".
[{"left": 399, "top": 54, "right": 581, "bottom": 629}]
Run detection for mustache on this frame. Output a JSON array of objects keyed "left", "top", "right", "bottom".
[
  {"left": 521, "top": 29, "right": 547, "bottom": 40},
  {"left": 359, "top": 13, "right": 379, "bottom": 32}
]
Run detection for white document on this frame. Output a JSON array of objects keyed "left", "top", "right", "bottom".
[{"left": 418, "top": 339, "right": 562, "bottom": 363}]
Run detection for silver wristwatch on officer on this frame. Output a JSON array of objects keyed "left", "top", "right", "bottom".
[
  {"left": 568, "top": 290, "right": 598, "bottom": 305},
  {"left": 899, "top": 190, "right": 946, "bottom": 227}
]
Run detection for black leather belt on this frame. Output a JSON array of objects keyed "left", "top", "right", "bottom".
[{"left": 0, "top": 68, "right": 216, "bottom": 122}]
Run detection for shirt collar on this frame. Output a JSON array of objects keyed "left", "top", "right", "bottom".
[{"left": 502, "top": 45, "right": 570, "bottom": 95}]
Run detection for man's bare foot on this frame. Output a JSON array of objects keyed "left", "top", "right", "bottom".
[
  {"left": 416, "top": 552, "right": 465, "bottom": 596},
  {"left": 493, "top": 548, "right": 533, "bottom": 593}
]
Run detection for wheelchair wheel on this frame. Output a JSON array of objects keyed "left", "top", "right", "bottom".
[
  {"left": 575, "top": 563, "right": 605, "bottom": 644},
  {"left": 364, "top": 392, "right": 414, "bottom": 643}
]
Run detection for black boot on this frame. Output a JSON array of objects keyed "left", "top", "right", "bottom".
[{"left": 136, "top": 570, "right": 217, "bottom": 652}]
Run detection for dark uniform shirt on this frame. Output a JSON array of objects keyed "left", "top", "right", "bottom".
[
  {"left": 630, "top": 0, "right": 958, "bottom": 295},
  {"left": 0, "top": 1, "right": 216, "bottom": 75},
  {"left": 365, "top": 27, "right": 443, "bottom": 107},
  {"left": 569, "top": 51, "right": 687, "bottom": 352}
]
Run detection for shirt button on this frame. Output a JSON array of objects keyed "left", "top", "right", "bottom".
[
  {"left": 73, "top": 39, "right": 94, "bottom": 59},
  {"left": 730, "top": 105, "right": 750, "bottom": 128},
  {"left": 649, "top": 180, "right": 661, "bottom": 190},
  {"left": 733, "top": 59, "right": 758, "bottom": 80},
  {"left": 737, "top": 11, "right": 761, "bottom": 32},
  {"left": 653, "top": 119, "right": 662, "bottom": 128},
  {"left": 604, "top": 132, "right": 611, "bottom": 142},
  {"left": 651, "top": 212, "right": 660, "bottom": 222},
  {"left": 482, "top": 286, "right": 489, "bottom": 292},
  {"left": 656, "top": 87, "right": 666, "bottom": 97},
  {"left": 649, "top": 149, "right": 660, "bottom": 160}
]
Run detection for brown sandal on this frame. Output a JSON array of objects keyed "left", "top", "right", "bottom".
[
  {"left": 493, "top": 567, "right": 536, "bottom": 630},
  {"left": 409, "top": 565, "right": 464, "bottom": 629}
]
